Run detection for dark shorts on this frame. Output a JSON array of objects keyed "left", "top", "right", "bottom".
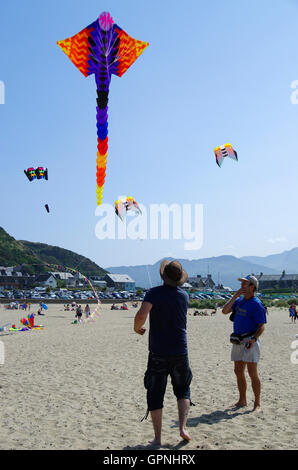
[{"left": 144, "top": 352, "right": 192, "bottom": 411}]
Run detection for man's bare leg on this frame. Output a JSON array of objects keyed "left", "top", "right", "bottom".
[
  {"left": 178, "top": 398, "right": 191, "bottom": 441},
  {"left": 149, "top": 409, "right": 162, "bottom": 446},
  {"left": 247, "top": 362, "right": 262, "bottom": 412},
  {"left": 233, "top": 361, "right": 247, "bottom": 406}
]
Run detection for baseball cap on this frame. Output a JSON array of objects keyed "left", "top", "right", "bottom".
[{"left": 237, "top": 275, "right": 259, "bottom": 289}]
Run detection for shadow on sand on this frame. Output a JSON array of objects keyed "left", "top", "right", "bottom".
[
  {"left": 184, "top": 406, "right": 253, "bottom": 428},
  {"left": 123, "top": 439, "right": 191, "bottom": 450}
]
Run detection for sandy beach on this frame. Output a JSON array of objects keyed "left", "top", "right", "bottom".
[{"left": 0, "top": 303, "right": 297, "bottom": 450}]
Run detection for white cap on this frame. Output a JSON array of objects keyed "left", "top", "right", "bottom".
[{"left": 237, "top": 275, "right": 259, "bottom": 289}]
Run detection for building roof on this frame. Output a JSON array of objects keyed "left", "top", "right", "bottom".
[
  {"left": 188, "top": 274, "right": 215, "bottom": 285},
  {"left": 105, "top": 274, "right": 135, "bottom": 283},
  {"left": 281, "top": 274, "right": 298, "bottom": 281},
  {"left": 258, "top": 275, "right": 281, "bottom": 281},
  {"left": 259, "top": 273, "right": 298, "bottom": 281},
  {"left": 51, "top": 272, "right": 75, "bottom": 280},
  {"left": 35, "top": 273, "right": 56, "bottom": 282},
  {"left": 0, "top": 270, "right": 23, "bottom": 277},
  {"left": 181, "top": 282, "right": 192, "bottom": 288}
]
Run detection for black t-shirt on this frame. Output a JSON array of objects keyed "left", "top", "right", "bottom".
[{"left": 144, "top": 285, "right": 189, "bottom": 355}]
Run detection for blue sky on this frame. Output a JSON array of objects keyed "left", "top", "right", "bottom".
[{"left": 1, "top": 0, "right": 298, "bottom": 271}]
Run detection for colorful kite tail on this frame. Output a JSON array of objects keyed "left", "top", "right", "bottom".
[{"left": 96, "top": 90, "right": 109, "bottom": 206}]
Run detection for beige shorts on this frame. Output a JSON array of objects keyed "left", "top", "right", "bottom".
[{"left": 231, "top": 338, "right": 261, "bottom": 363}]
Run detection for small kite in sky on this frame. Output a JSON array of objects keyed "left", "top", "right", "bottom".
[
  {"left": 57, "top": 11, "right": 149, "bottom": 206},
  {"left": 115, "top": 196, "right": 142, "bottom": 221},
  {"left": 214, "top": 144, "right": 238, "bottom": 167},
  {"left": 24, "top": 167, "right": 48, "bottom": 182}
]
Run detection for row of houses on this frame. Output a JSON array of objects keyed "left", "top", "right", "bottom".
[
  {"left": 185, "top": 271, "right": 298, "bottom": 291},
  {"left": 188, "top": 271, "right": 298, "bottom": 291},
  {"left": 1, "top": 265, "right": 298, "bottom": 292},
  {"left": 257, "top": 271, "right": 298, "bottom": 290},
  {"left": 0, "top": 267, "right": 136, "bottom": 291}
]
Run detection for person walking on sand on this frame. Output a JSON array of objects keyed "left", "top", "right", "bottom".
[
  {"left": 75, "top": 304, "right": 83, "bottom": 323},
  {"left": 222, "top": 275, "right": 267, "bottom": 413},
  {"left": 85, "top": 304, "right": 90, "bottom": 319},
  {"left": 289, "top": 304, "right": 296, "bottom": 324},
  {"left": 134, "top": 260, "right": 193, "bottom": 446}
]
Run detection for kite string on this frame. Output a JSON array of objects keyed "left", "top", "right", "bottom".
[
  {"left": 105, "top": 26, "right": 133, "bottom": 68},
  {"left": 92, "top": 26, "right": 137, "bottom": 78},
  {"left": 21, "top": 262, "right": 102, "bottom": 324}
]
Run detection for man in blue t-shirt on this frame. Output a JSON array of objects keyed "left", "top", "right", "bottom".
[
  {"left": 222, "top": 275, "right": 267, "bottom": 413},
  {"left": 134, "top": 260, "right": 192, "bottom": 446}
]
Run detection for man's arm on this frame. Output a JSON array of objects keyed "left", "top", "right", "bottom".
[
  {"left": 253, "top": 323, "right": 265, "bottom": 339},
  {"left": 134, "top": 301, "right": 152, "bottom": 335},
  {"left": 222, "top": 289, "right": 244, "bottom": 315},
  {"left": 246, "top": 323, "right": 265, "bottom": 349}
]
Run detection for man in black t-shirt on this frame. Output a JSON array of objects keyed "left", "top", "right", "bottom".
[{"left": 134, "top": 260, "right": 193, "bottom": 446}]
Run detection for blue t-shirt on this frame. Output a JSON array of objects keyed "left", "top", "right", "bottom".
[
  {"left": 232, "top": 296, "right": 267, "bottom": 335},
  {"left": 143, "top": 285, "right": 189, "bottom": 356}
]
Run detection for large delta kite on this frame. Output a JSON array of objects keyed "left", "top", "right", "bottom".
[{"left": 57, "top": 12, "right": 148, "bottom": 205}]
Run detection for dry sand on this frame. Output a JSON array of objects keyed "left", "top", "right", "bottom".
[{"left": 0, "top": 303, "right": 297, "bottom": 450}]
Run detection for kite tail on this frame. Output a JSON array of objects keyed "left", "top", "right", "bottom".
[{"left": 96, "top": 89, "right": 109, "bottom": 206}]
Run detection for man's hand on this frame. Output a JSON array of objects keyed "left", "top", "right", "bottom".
[
  {"left": 135, "top": 327, "right": 146, "bottom": 336},
  {"left": 134, "top": 301, "right": 152, "bottom": 335},
  {"left": 234, "top": 288, "right": 245, "bottom": 298},
  {"left": 222, "top": 288, "right": 244, "bottom": 315},
  {"left": 245, "top": 338, "right": 256, "bottom": 349}
]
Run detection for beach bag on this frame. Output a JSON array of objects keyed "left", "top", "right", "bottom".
[{"left": 230, "top": 331, "right": 256, "bottom": 345}]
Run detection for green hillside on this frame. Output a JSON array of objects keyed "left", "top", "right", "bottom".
[
  {"left": 21, "top": 240, "right": 107, "bottom": 277},
  {"left": 0, "top": 226, "right": 107, "bottom": 277},
  {"left": 0, "top": 227, "right": 40, "bottom": 268}
]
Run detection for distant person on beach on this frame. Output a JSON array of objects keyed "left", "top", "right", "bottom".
[
  {"left": 75, "top": 305, "right": 83, "bottom": 323},
  {"left": 134, "top": 260, "right": 193, "bottom": 446},
  {"left": 222, "top": 275, "right": 267, "bottom": 413},
  {"left": 85, "top": 304, "right": 90, "bottom": 318},
  {"left": 289, "top": 304, "right": 297, "bottom": 324}
]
